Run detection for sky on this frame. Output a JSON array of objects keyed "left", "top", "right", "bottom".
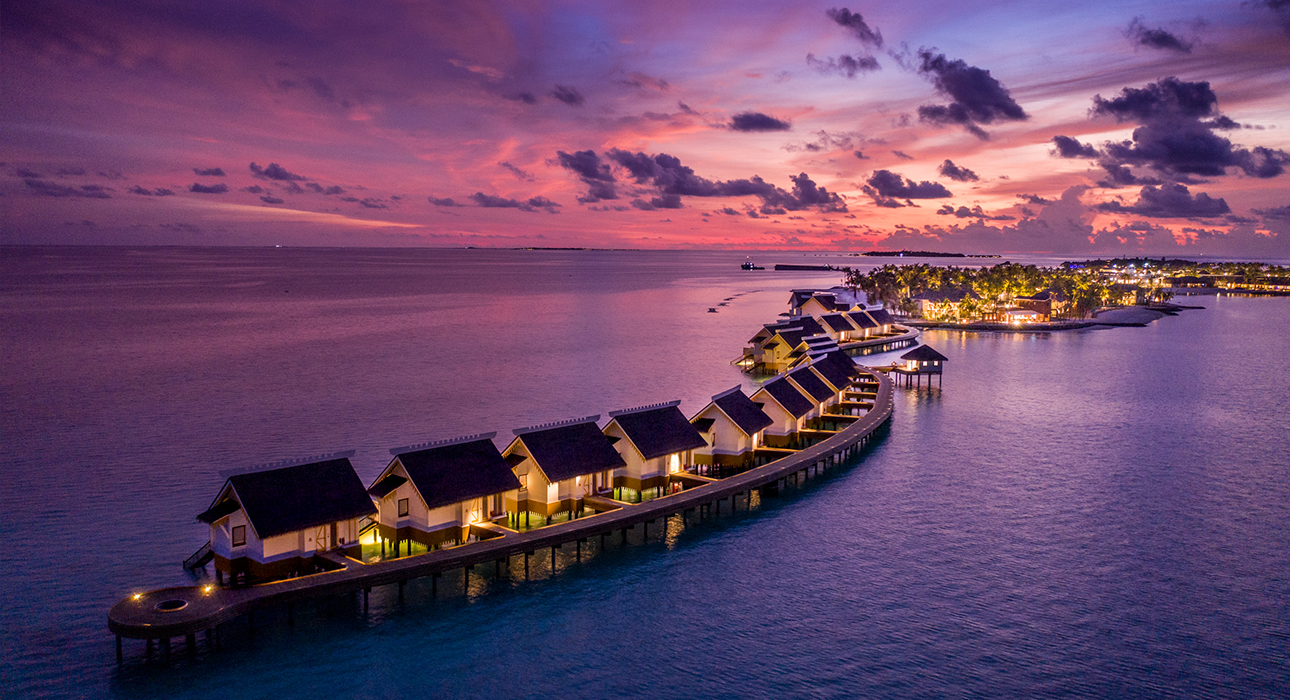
[{"left": 3, "top": 0, "right": 1290, "bottom": 255}]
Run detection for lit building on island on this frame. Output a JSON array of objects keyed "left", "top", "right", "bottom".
[
  {"left": 689, "top": 386, "right": 774, "bottom": 474},
  {"left": 602, "top": 401, "right": 708, "bottom": 502},
  {"left": 502, "top": 417, "right": 625, "bottom": 527}
]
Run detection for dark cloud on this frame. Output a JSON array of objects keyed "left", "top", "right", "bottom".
[
  {"left": 25, "top": 179, "right": 111, "bottom": 198},
  {"left": 854, "top": 150, "right": 869, "bottom": 160},
  {"left": 631, "top": 194, "right": 682, "bottom": 211},
  {"left": 729, "top": 112, "right": 792, "bottom": 132},
  {"left": 936, "top": 204, "right": 1013, "bottom": 220},
  {"left": 129, "top": 185, "right": 174, "bottom": 196},
  {"left": 864, "top": 170, "right": 952, "bottom": 199},
  {"left": 469, "top": 192, "right": 558, "bottom": 212},
  {"left": 193, "top": 167, "right": 226, "bottom": 177},
  {"left": 506, "top": 92, "right": 538, "bottom": 105},
  {"left": 1126, "top": 18, "right": 1193, "bottom": 53},
  {"left": 719, "top": 207, "right": 741, "bottom": 215},
  {"left": 915, "top": 50, "right": 1028, "bottom": 139},
  {"left": 97, "top": 170, "right": 124, "bottom": 180},
  {"left": 1051, "top": 135, "right": 1099, "bottom": 158},
  {"left": 938, "top": 160, "right": 979, "bottom": 182},
  {"left": 15, "top": 168, "right": 42, "bottom": 178},
  {"left": 783, "top": 130, "right": 861, "bottom": 153},
  {"left": 892, "top": 150, "right": 913, "bottom": 160},
  {"left": 556, "top": 149, "right": 617, "bottom": 203},
  {"left": 806, "top": 53, "right": 880, "bottom": 78},
  {"left": 551, "top": 85, "right": 585, "bottom": 106},
  {"left": 1095, "top": 184, "right": 1230, "bottom": 218},
  {"left": 359, "top": 198, "right": 386, "bottom": 209},
  {"left": 1255, "top": 0, "right": 1290, "bottom": 34},
  {"left": 826, "top": 8, "right": 883, "bottom": 47},
  {"left": 242, "top": 185, "right": 265, "bottom": 194},
  {"left": 499, "top": 161, "right": 535, "bottom": 181},
  {"left": 260, "top": 195, "right": 284, "bottom": 204},
  {"left": 1091, "top": 78, "right": 1290, "bottom": 181},
  {"left": 1018, "top": 194, "right": 1053, "bottom": 205},
  {"left": 617, "top": 72, "right": 669, "bottom": 91},
  {"left": 280, "top": 181, "right": 304, "bottom": 194},
  {"left": 428, "top": 196, "right": 463, "bottom": 207},
  {"left": 190, "top": 182, "right": 229, "bottom": 194},
  {"left": 305, "top": 182, "right": 344, "bottom": 195},
  {"left": 249, "top": 162, "right": 305, "bottom": 181},
  {"left": 57, "top": 167, "right": 86, "bottom": 176},
  {"left": 338, "top": 196, "right": 359, "bottom": 202},
  {"left": 1254, "top": 205, "right": 1290, "bottom": 220}
]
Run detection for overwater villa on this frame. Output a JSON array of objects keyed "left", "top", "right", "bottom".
[
  {"left": 750, "top": 375, "right": 815, "bottom": 447},
  {"left": 817, "top": 312, "right": 859, "bottom": 341},
  {"left": 893, "top": 344, "right": 948, "bottom": 387},
  {"left": 368, "top": 434, "right": 521, "bottom": 555},
  {"left": 802, "top": 351, "right": 859, "bottom": 402},
  {"left": 602, "top": 401, "right": 708, "bottom": 501},
  {"left": 788, "top": 287, "right": 864, "bottom": 317},
  {"left": 502, "top": 417, "right": 626, "bottom": 527},
  {"left": 786, "top": 364, "right": 835, "bottom": 417},
  {"left": 866, "top": 308, "right": 896, "bottom": 333},
  {"left": 195, "top": 456, "right": 376, "bottom": 584},
  {"left": 689, "top": 386, "right": 774, "bottom": 474}
]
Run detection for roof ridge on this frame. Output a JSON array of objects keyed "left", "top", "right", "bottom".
[
  {"left": 608, "top": 399, "right": 681, "bottom": 417},
  {"left": 389, "top": 431, "right": 498, "bottom": 455},
  {"left": 513, "top": 415, "right": 600, "bottom": 435},
  {"left": 220, "top": 449, "right": 355, "bottom": 478},
  {"left": 711, "top": 385, "right": 744, "bottom": 400}
]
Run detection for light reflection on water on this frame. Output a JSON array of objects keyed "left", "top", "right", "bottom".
[{"left": 2, "top": 247, "right": 1288, "bottom": 699}]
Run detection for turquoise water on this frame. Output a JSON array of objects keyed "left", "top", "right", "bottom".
[{"left": 2, "top": 247, "right": 1287, "bottom": 698}]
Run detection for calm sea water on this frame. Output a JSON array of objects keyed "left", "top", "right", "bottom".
[{"left": 2, "top": 247, "right": 1287, "bottom": 699}]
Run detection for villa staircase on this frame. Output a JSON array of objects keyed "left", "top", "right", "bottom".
[{"left": 183, "top": 542, "right": 214, "bottom": 570}]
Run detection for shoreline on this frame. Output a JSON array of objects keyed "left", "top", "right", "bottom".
[{"left": 900, "top": 304, "right": 1202, "bottom": 332}]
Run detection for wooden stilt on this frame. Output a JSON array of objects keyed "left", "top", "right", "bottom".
[
  {"left": 186, "top": 633, "right": 196, "bottom": 655},
  {"left": 161, "top": 637, "right": 170, "bottom": 664},
  {"left": 364, "top": 588, "right": 370, "bottom": 611},
  {"left": 398, "top": 580, "right": 405, "bottom": 602},
  {"left": 551, "top": 546, "right": 557, "bottom": 574},
  {"left": 524, "top": 551, "right": 530, "bottom": 578}
]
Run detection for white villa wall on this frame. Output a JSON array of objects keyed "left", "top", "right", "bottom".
[{"left": 751, "top": 391, "right": 803, "bottom": 435}]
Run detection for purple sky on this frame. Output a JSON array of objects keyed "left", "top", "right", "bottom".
[{"left": 3, "top": 0, "right": 1289, "bottom": 255}]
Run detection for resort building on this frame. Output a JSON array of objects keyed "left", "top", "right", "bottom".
[
  {"left": 913, "top": 287, "right": 981, "bottom": 320},
  {"left": 845, "top": 310, "right": 879, "bottom": 339},
  {"left": 866, "top": 308, "right": 896, "bottom": 334},
  {"left": 751, "top": 375, "right": 815, "bottom": 446},
  {"left": 502, "top": 417, "right": 626, "bottom": 526},
  {"left": 368, "top": 434, "right": 521, "bottom": 552},
  {"left": 892, "top": 344, "right": 949, "bottom": 387},
  {"left": 1014, "top": 289, "right": 1069, "bottom": 319},
  {"left": 788, "top": 287, "right": 865, "bottom": 317},
  {"left": 818, "top": 313, "right": 860, "bottom": 341},
  {"left": 786, "top": 364, "right": 836, "bottom": 416},
  {"left": 602, "top": 401, "right": 707, "bottom": 501},
  {"left": 689, "top": 387, "right": 774, "bottom": 472},
  {"left": 196, "top": 455, "right": 376, "bottom": 583},
  {"left": 803, "top": 351, "right": 859, "bottom": 401},
  {"left": 1002, "top": 307, "right": 1043, "bottom": 324}
]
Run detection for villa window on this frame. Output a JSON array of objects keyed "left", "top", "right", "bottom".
[
  {"left": 232, "top": 525, "right": 246, "bottom": 547},
  {"left": 398, "top": 498, "right": 409, "bottom": 517},
  {"left": 518, "top": 474, "right": 528, "bottom": 491}
]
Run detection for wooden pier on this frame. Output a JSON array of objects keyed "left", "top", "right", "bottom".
[{"left": 108, "top": 368, "right": 893, "bottom": 660}]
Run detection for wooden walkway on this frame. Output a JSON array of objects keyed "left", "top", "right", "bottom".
[{"left": 108, "top": 369, "right": 894, "bottom": 655}]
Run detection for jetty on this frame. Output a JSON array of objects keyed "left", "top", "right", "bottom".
[{"left": 107, "top": 368, "right": 894, "bottom": 662}]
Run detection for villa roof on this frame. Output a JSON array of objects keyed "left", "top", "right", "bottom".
[
  {"left": 711, "top": 387, "right": 774, "bottom": 436},
  {"left": 901, "top": 344, "right": 949, "bottom": 362},
  {"left": 203, "top": 458, "right": 376, "bottom": 539},
  {"left": 511, "top": 420, "right": 626, "bottom": 482},
  {"left": 607, "top": 403, "right": 707, "bottom": 460},
  {"left": 807, "top": 353, "right": 856, "bottom": 392},
  {"left": 818, "top": 313, "right": 856, "bottom": 333},
  {"left": 787, "top": 366, "right": 834, "bottom": 402},
  {"left": 793, "top": 316, "right": 826, "bottom": 336},
  {"left": 772, "top": 327, "right": 808, "bottom": 348},
  {"left": 758, "top": 376, "right": 814, "bottom": 419},
  {"left": 867, "top": 309, "right": 895, "bottom": 325},
  {"left": 847, "top": 311, "right": 878, "bottom": 329},
  {"left": 387, "top": 438, "right": 521, "bottom": 510}
]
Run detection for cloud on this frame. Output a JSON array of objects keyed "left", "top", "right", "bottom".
[
  {"left": 729, "top": 112, "right": 792, "bottom": 132},
  {"left": 864, "top": 170, "right": 952, "bottom": 199},
  {"left": 1091, "top": 77, "right": 1290, "bottom": 181},
  {"left": 1094, "top": 184, "right": 1230, "bottom": 218},
  {"left": 783, "top": 130, "right": 862, "bottom": 153},
  {"left": 193, "top": 167, "right": 226, "bottom": 177},
  {"left": 56, "top": 167, "right": 86, "bottom": 176},
  {"left": 499, "top": 161, "right": 535, "bottom": 181},
  {"left": 15, "top": 168, "right": 42, "bottom": 178},
  {"left": 938, "top": 159, "right": 979, "bottom": 182},
  {"left": 854, "top": 150, "right": 869, "bottom": 160},
  {"left": 1126, "top": 18, "right": 1193, "bottom": 53},
  {"left": 915, "top": 50, "right": 1028, "bottom": 139},
  {"left": 428, "top": 196, "right": 463, "bottom": 207},
  {"left": 1051, "top": 135, "right": 1098, "bottom": 158},
  {"left": 242, "top": 185, "right": 265, "bottom": 194},
  {"left": 631, "top": 194, "right": 682, "bottom": 210},
  {"left": 469, "top": 192, "right": 560, "bottom": 212},
  {"left": 936, "top": 204, "right": 1013, "bottom": 220},
  {"left": 305, "top": 182, "right": 344, "bottom": 195},
  {"left": 1255, "top": 0, "right": 1290, "bottom": 34},
  {"left": 249, "top": 162, "right": 305, "bottom": 181},
  {"left": 806, "top": 53, "right": 880, "bottom": 78},
  {"left": 617, "top": 72, "right": 669, "bottom": 91},
  {"left": 129, "top": 185, "right": 175, "bottom": 196},
  {"left": 556, "top": 149, "right": 617, "bottom": 203},
  {"left": 719, "top": 207, "right": 741, "bottom": 215},
  {"left": 506, "top": 92, "right": 538, "bottom": 105},
  {"left": 190, "top": 182, "right": 229, "bottom": 194},
  {"left": 551, "top": 85, "right": 585, "bottom": 106},
  {"left": 826, "top": 8, "right": 883, "bottom": 47},
  {"left": 358, "top": 197, "right": 386, "bottom": 209},
  {"left": 260, "top": 195, "right": 284, "bottom": 204},
  {"left": 25, "top": 179, "right": 111, "bottom": 198},
  {"left": 892, "top": 150, "right": 913, "bottom": 160},
  {"left": 1018, "top": 194, "right": 1053, "bottom": 205},
  {"left": 1254, "top": 205, "right": 1290, "bottom": 220}
]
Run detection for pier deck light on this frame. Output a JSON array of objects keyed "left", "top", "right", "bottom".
[{"left": 132, "top": 593, "right": 142, "bottom": 601}]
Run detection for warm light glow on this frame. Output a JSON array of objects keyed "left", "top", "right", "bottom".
[
  {"left": 203, "top": 585, "right": 213, "bottom": 593},
  {"left": 132, "top": 593, "right": 142, "bottom": 601}
]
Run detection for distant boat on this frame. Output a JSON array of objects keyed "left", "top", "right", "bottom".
[
  {"left": 708, "top": 307, "right": 718, "bottom": 313},
  {"left": 741, "top": 258, "right": 764, "bottom": 270}
]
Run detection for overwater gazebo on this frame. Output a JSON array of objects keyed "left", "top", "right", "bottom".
[{"left": 892, "top": 344, "right": 948, "bottom": 388}]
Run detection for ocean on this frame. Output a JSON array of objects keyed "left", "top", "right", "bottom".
[{"left": 2, "top": 246, "right": 1287, "bottom": 699}]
